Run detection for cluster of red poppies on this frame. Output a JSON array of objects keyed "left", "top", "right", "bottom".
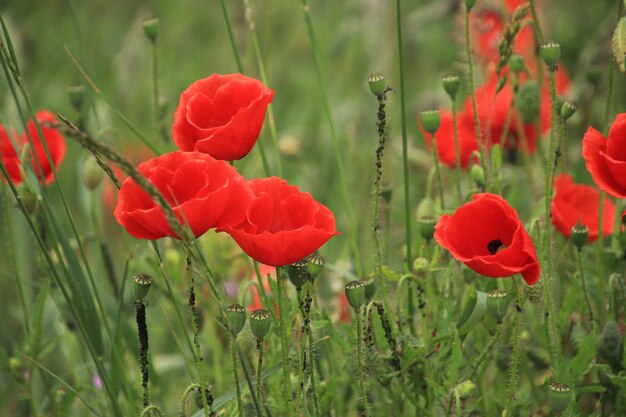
[{"left": 114, "top": 73, "right": 339, "bottom": 267}]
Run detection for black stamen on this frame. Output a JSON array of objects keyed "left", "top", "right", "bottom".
[{"left": 487, "top": 239, "right": 504, "bottom": 255}]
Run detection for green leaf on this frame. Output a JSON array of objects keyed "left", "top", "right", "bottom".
[{"left": 457, "top": 291, "right": 487, "bottom": 336}]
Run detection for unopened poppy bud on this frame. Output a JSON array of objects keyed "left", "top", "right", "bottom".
[
  {"left": 368, "top": 72, "right": 387, "bottom": 98},
  {"left": 510, "top": 55, "right": 524, "bottom": 74},
  {"left": 453, "top": 380, "right": 475, "bottom": 399},
  {"left": 599, "top": 321, "right": 623, "bottom": 363},
  {"left": 471, "top": 164, "right": 486, "bottom": 187},
  {"left": 133, "top": 273, "right": 152, "bottom": 301},
  {"left": 413, "top": 257, "right": 429, "bottom": 273},
  {"left": 250, "top": 309, "right": 271, "bottom": 340},
  {"left": 420, "top": 110, "right": 440, "bottom": 135},
  {"left": 515, "top": 81, "right": 540, "bottom": 124},
  {"left": 82, "top": 156, "right": 103, "bottom": 190},
  {"left": 548, "top": 382, "right": 573, "bottom": 413},
  {"left": 418, "top": 216, "right": 437, "bottom": 241},
  {"left": 486, "top": 290, "right": 510, "bottom": 323},
  {"left": 441, "top": 74, "right": 460, "bottom": 99},
  {"left": 464, "top": 0, "right": 476, "bottom": 10},
  {"left": 142, "top": 18, "right": 160, "bottom": 43},
  {"left": 345, "top": 280, "right": 366, "bottom": 311},
  {"left": 541, "top": 41, "right": 561, "bottom": 69},
  {"left": 17, "top": 182, "right": 39, "bottom": 215},
  {"left": 571, "top": 221, "right": 589, "bottom": 251},
  {"left": 560, "top": 100, "right": 577, "bottom": 121},
  {"left": 524, "top": 281, "right": 543, "bottom": 305},
  {"left": 67, "top": 85, "right": 85, "bottom": 112},
  {"left": 226, "top": 304, "right": 247, "bottom": 335},
  {"left": 363, "top": 277, "right": 376, "bottom": 300},
  {"left": 416, "top": 197, "right": 436, "bottom": 220}
]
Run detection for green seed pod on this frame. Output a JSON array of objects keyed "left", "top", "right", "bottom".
[
  {"left": 305, "top": 251, "right": 325, "bottom": 278},
  {"left": 510, "top": 55, "right": 524, "bottom": 74},
  {"left": 345, "top": 280, "right": 366, "bottom": 311},
  {"left": 418, "top": 216, "right": 437, "bottom": 242},
  {"left": 560, "top": 100, "right": 577, "bottom": 121},
  {"left": 571, "top": 221, "right": 589, "bottom": 251},
  {"left": 412, "top": 257, "right": 429, "bottom": 274},
  {"left": 540, "top": 41, "right": 561, "bottom": 69},
  {"left": 226, "top": 304, "right": 247, "bottom": 336},
  {"left": 486, "top": 290, "right": 510, "bottom": 323},
  {"left": 548, "top": 382, "right": 574, "bottom": 413},
  {"left": 368, "top": 72, "right": 387, "bottom": 98},
  {"left": 515, "top": 81, "right": 540, "bottom": 124},
  {"left": 420, "top": 110, "right": 441, "bottom": 135},
  {"left": 470, "top": 164, "right": 486, "bottom": 188},
  {"left": 133, "top": 274, "right": 152, "bottom": 301},
  {"left": 17, "top": 182, "right": 39, "bottom": 215},
  {"left": 250, "top": 309, "right": 271, "bottom": 340},
  {"left": 363, "top": 277, "right": 377, "bottom": 301},
  {"left": 441, "top": 74, "right": 460, "bottom": 99},
  {"left": 286, "top": 259, "right": 308, "bottom": 290},
  {"left": 599, "top": 321, "right": 623, "bottom": 364},
  {"left": 142, "top": 18, "right": 160, "bottom": 43},
  {"left": 67, "top": 85, "right": 85, "bottom": 112},
  {"left": 82, "top": 156, "right": 103, "bottom": 190}
]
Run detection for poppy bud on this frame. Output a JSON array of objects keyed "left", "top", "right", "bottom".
[
  {"left": 515, "top": 81, "right": 540, "bottom": 124},
  {"left": 345, "top": 280, "right": 366, "bottom": 311},
  {"left": 250, "top": 309, "right": 271, "bottom": 340},
  {"left": 540, "top": 41, "right": 561, "bottom": 69},
  {"left": 612, "top": 17, "right": 626, "bottom": 73},
  {"left": 441, "top": 74, "right": 460, "bottom": 99},
  {"left": 420, "top": 110, "right": 441, "bottom": 135},
  {"left": 67, "top": 85, "right": 85, "bottom": 112},
  {"left": 570, "top": 221, "right": 589, "bottom": 251},
  {"left": 226, "top": 304, "right": 247, "bottom": 336},
  {"left": 560, "top": 100, "right": 577, "bottom": 121},
  {"left": 416, "top": 197, "right": 436, "bottom": 220},
  {"left": 142, "top": 18, "right": 160, "bottom": 43},
  {"left": 599, "top": 321, "right": 623, "bottom": 364},
  {"left": 363, "top": 277, "right": 377, "bottom": 300},
  {"left": 418, "top": 216, "right": 437, "bottom": 241},
  {"left": 486, "top": 290, "right": 510, "bottom": 323},
  {"left": 82, "top": 156, "right": 103, "bottom": 191},
  {"left": 524, "top": 281, "right": 543, "bottom": 305},
  {"left": 510, "top": 55, "right": 524, "bottom": 74},
  {"left": 413, "top": 257, "right": 429, "bottom": 274},
  {"left": 17, "top": 182, "right": 39, "bottom": 215},
  {"left": 548, "top": 382, "right": 573, "bottom": 413},
  {"left": 133, "top": 273, "right": 152, "bottom": 301},
  {"left": 368, "top": 72, "right": 387, "bottom": 98},
  {"left": 453, "top": 380, "right": 475, "bottom": 399},
  {"left": 464, "top": 0, "right": 476, "bottom": 10},
  {"left": 470, "top": 164, "right": 486, "bottom": 187}
]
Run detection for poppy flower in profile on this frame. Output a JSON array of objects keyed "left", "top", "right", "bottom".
[
  {"left": 551, "top": 174, "right": 615, "bottom": 243},
  {"left": 221, "top": 177, "right": 339, "bottom": 267},
  {"left": 114, "top": 151, "right": 252, "bottom": 240},
  {"left": 582, "top": 113, "right": 626, "bottom": 198},
  {"left": 0, "top": 110, "right": 66, "bottom": 185},
  {"left": 418, "top": 110, "right": 478, "bottom": 169},
  {"left": 434, "top": 193, "right": 540, "bottom": 285},
  {"left": 172, "top": 73, "right": 274, "bottom": 161}
]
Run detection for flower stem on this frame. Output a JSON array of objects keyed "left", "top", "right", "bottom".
[
  {"left": 135, "top": 299, "right": 150, "bottom": 408},
  {"left": 505, "top": 303, "right": 523, "bottom": 415},
  {"left": 150, "top": 40, "right": 161, "bottom": 144},
  {"left": 219, "top": 0, "right": 244, "bottom": 73},
  {"left": 140, "top": 405, "right": 166, "bottom": 417},
  {"left": 372, "top": 90, "right": 389, "bottom": 275},
  {"left": 355, "top": 311, "right": 370, "bottom": 417},
  {"left": 256, "top": 338, "right": 265, "bottom": 416},
  {"left": 432, "top": 131, "right": 445, "bottom": 211},
  {"left": 396, "top": 0, "right": 413, "bottom": 270},
  {"left": 231, "top": 339, "right": 244, "bottom": 417},
  {"left": 179, "top": 383, "right": 201, "bottom": 417},
  {"left": 275, "top": 268, "right": 292, "bottom": 411},
  {"left": 451, "top": 99, "right": 463, "bottom": 202},
  {"left": 576, "top": 248, "right": 594, "bottom": 322}
]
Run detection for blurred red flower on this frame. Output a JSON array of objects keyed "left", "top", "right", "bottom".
[
  {"left": 418, "top": 110, "right": 478, "bottom": 169},
  {"left": 220, "top": 177, "right": 339, "bottom": 266},
  {"left": 582, "top": 113, "right": 626, "bottom": 198},
  {"left": 434, "top": 193, "right": 540, "bottom": 285},
  {"left": 0, "top": 110, "right": 66, "bottom": 185},
  {"left": 247, "top": 264, "right": 277, "bottom": 313},
  {"left": 551, "top": 174, "right": 615, "bottom": 243},
  {"left": 114, "top": 151, "right": 252, "bottom": 240},
  {"left": 172, "top": 73, "right": 274, "bottom": 161}
]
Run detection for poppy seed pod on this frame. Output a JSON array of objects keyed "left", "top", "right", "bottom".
[
  {"left": 561, "top": 100, "right": 577, "bottom": 121},
  {"left": 345, "top": 281, "right": 366, "bottom": 311},
  {"left": 133, "top": 274, "right": 152, "bottom": 301},
  {"left": 441, "top": 74, "right": 460, "bottom": 99},
  {"left": 418, "top": 216, "right": 437, "bottom": 242},
  {"left": 570, "top": 222, "right": 589, "bottom": 251},
  {"left": 413, "top": 257, "right": 429, "bottom": 274},
  {"left": 486, "top": 290, "right": 510, "bottom": 323},
  {"left": 82, "top": 156, "right": 103, "bottom": 191},
  {"left": 420, "top": 110, "right": 441, "bottom": 135},
  {"left": 515, "top": 81, "right": 540, "bottom": 124},
  {"left": 286, "top": 260, "right": 308, "bottom": 290},
  {"left": 541, "top": 41, "right": 561, "bottom": 69},
  {"left": 368, "top": 73, "right": 387, "bottom": 98},
  {"left": 548, "top": 382, "right": 573, "bottom": 413},
  {"left": 142, "top": 18, "right": 160, "bottom": 42},
  {"left": 226, "top": 304, "right": 247, "bottom": 336},
  {"left": 250, "top": 309, "right": 271, "bottom": 340}
]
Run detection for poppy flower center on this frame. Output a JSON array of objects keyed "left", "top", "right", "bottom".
[{"left": 487, "top": 239, "right": 506, "bottom": 255}]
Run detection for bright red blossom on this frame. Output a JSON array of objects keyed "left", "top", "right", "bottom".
[
  {"left": 434, "top": 193, "right": 540, "bottom": 285},
  {"left": 551, "top": 174, "right": 615, "bottom": 243},
  {"left": 221, "top": 177, "right": 339, "bottom": 267},
  {"left": 173, "top": 73, "right": 274, "bottom": 161},
  {"left": 582, "top": 113, "right": 626, "bottom": 198},
  {"left": 114, "top": 151, "right": 252, "bottom": 240}
]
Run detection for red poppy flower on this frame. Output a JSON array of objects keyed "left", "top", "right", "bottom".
[
  {"left": 419, "top": 110, "right": 478, "bottom": 169},
  {"left": 582, "top": 113, "right": 626, "bottom": 198},
  {"left": 0, "top": 111, "right": 66, "bottom": 185},
  {"left": 172, "top": 73, "right": 274, "bottom": 161},
  {"left": 551, "top": 174, "right": 615, "bottom": 243},
  {"left": 114, "top": 151, "right": 252, "bottom": 240},
  {"left": 434, "top": 193, "right": 540, "bottom": 285},
  {"left": 221, "top": 177, "right": 339, "bottom": 266}
]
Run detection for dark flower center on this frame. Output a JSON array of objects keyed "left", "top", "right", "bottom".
[{"left": 487, "top": 239, "right": 506, "bottom": 255}]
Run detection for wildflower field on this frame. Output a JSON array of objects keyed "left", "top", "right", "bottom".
[{"left": 2, "top": 0, "right": 626, "bottom": 416}]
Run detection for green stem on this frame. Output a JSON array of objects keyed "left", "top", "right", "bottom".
[
  {"left": 505, "top": 303, "right": 523, "bottom": 414},
  {"left": 396, "top": 0, "right": 413, "bottom": 271},
  {"left": 256, "top": 338, "right": 265, "bottom": 416},
  {"left": 451, "top": 99, "right": 463, "bottom": 202},
  {"left": 432, "top": 130, "right": 445, "bottom": 211},
  {"left": 275, "top": 268, "right": 292, "bottom": 411},
  {"left": 577, "top": 248, "right": 594, "bottom": 322},
  {"left": 219, "top": 0, "right": 244, "bottom": 72},
  {"left": 528, "top": 0, "right": 545, "bottom": 45},
  {"left": 469, "top": 324, "right": 504, "bottom": 379},
  {"left": 308, "top": 317, "right": 321, "bottom": 417},
  {"left": 355, "top": 311, "right": 370, "bottom": 416},
  {"left": 231, "top": 339, "right": 244, "bottom": 417},
  {"left": 151, "top": 41, "right": 161, "bottom": 145},
  {"left": 140, "top": 405, "right": 166, "bottom": 417},
  {"left": 372, "top": 92, "right": 388, "bottom": 275},
  {"left": 180, "top": 383, "right": 201, "bottom": 417},
  {"left": 294, "top": 289, "right": 306, "bottom": 415}
]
